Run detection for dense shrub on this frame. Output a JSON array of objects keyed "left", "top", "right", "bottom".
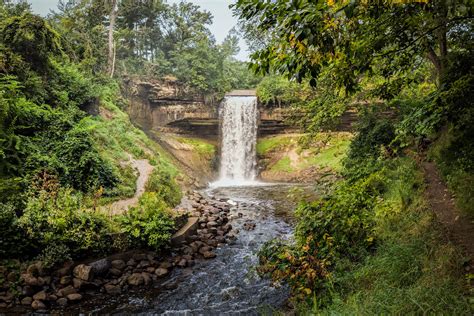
[
  {"left": 145, "top": 168, "right": 182, "bottom": 207},
  {"left": 343, "top": 109, "right": 396, "bottom": 180},
  {"left": 0, "top": 202, "right": 32, "bottom": 258},
  {"left": 18, "top": 189, "right": 113, "bottom": 260},
  {"left": 118, "top": 192, "right": 176, "bottom": 251}
]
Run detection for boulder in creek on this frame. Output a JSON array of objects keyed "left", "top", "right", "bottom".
[
  {"left": 31, "top": 300, "right": 46, "bottom": 310},
  {"left": 56, "top": 297, "right": 68, "bottom": 306},
  {"left": 59, "top": 276, "right": 71, "bottom": 285},
  {"left": 159, "top": 261, "right": 173, "bottom": 270},
  {"left": 73, "top": 264, "right": 93, "bottom": 281},
  {"left": 66, "top": 293, "right": 82, "bottom": 301},
  {"left": 127, "top": 273, "right": 144, "bottom": 286},
  {"left": 104, "top": 284, "right": 121, "bottom": 295},
  {"left": 203, "top": 251, "right": 216, "bottom": 259},
  {"left": 111, "top": 259, "right": 126, "bottom": 270},
  {"left": 26, "top": 262, "right": 44, "bottom": 277},
  {"left": 155, "top": 268, "right": 169, "bottom": 278},
  {"left": 21, "top": 274, "right": 41, "bottom": 287},
  {"left": 89, "top": 259, "right": 111, "bottom": 277},
  {"left": 57, "top": 285, "right": 77, "bottom": 297},
  {"left": 141, "top": 272, "right": 152, "bottom": 286},
  {"left": 109, "top": 268, "right": 122, "bottom": 277},
  {"left": 32, "top": 290, "right": 47, "bottom": 301},
  {"left": 20, "top": 296, "right": 32, "bottom": 306}
]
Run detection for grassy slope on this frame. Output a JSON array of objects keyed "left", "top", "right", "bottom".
[
  {"left": 81, "top": 86, "right": 181, "bottom": 205},
  {"left": 257, "top": 133, "right": 352, "bottom": 175},
  {"left": 316, "top": 158, "right": 471, "bottom": 314}
]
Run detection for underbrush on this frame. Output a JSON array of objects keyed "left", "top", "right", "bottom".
[{"left": 257, "top": 108, "right": 472, "bottom": 313}]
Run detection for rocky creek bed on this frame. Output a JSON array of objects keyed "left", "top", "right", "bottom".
[{"left": 0, "top": 184, "right": 316, "bottom": 315}]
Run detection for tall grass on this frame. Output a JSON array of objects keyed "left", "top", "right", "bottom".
[{"left": 315, "top": 159, "right": 471, "bottom": 314}]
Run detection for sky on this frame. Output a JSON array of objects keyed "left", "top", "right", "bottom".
[{"left": 28, "top": 0, "right": 250, "bottom": 60}]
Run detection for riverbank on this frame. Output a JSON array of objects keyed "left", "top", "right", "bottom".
[{"left": 0, "top": 191, "right": 237, "bottom": 312}]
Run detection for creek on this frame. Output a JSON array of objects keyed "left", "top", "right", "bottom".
[{"left": 81, "top": 94, "right": 317, "bottom": 314}]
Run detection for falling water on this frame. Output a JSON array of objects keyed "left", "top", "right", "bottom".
[{"left": 213, "top": 96, "right": 258, "bottom": 186}]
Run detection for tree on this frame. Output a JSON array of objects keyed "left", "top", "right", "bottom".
[
  {"left": 234, "top": 0, "right": 473, "bottom": 90},
  {"left": 107, "top": 0, "right": 118, "bottom": 77}
]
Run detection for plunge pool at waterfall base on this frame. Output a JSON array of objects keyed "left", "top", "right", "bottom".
[{"left": 74, "top": 183, "right": 318, "bottom": 315}]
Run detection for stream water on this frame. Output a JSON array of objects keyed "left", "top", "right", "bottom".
[
  {"left": 82, "top": 96, "right": 315, "bottom": 314},
  {"left": 81, "top": 183, "right": 316, "bottom": 315}
]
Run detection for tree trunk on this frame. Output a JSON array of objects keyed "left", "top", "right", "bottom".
[{"left": 107, "top": 0, "right": 118, "bottom": 77}]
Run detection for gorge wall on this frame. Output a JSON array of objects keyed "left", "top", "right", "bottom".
[{"left": 123, "top": 77, "right": 296, "bottom": 140}]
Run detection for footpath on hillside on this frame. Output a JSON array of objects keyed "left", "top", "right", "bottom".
[
  {"left": 423, "top": 162, "right": 474, "bottom": 268},
  {"left": 107, "top": 157, "right": 154, "bottom": 215}
]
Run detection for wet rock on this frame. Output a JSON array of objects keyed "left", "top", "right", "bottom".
[
  {"left": 133, "top": 253, "right": 147, "bottom": 261},
  {"left": 207, "top": 239, "right": 218, "bottom": 248},
  {"left": 73, "top": 278, "right": 84, "bottom": 289},
  {"left": 22, "top": 274, "right": 40, "bottom": 286},
  {"left": 159, "top": 262, "right": 173, "bottom": 270},
  {"left": 0, "top": 292, "right": 13, "bottom": 303},
  {"left": 31, "top": 299, "right": 46, "bottom": 310},
  {"left": 21, "top": 296, "right": 32, "bottom": 306},
  {"left": 104, "top": 284, "right": 121, "bottom": 295},
  {"left": 155, "top": 268, "right": 169, "bottom": 278},
  {"left": 111, "top": 259, "right": 126, "bottom": 270},
  {"left": 6, "top": 271, "right": 17, "bottom": 283},
  {"left": 73, "top": 264, "right": 93, "bottom": 281},
  {"left": 177, "top": 259, "right": 187, "bottom": 268},
  {"left": 60, "top": 276, "right": 71, "bottom": 285},
  {"left": 126, "top": 259, "right": 137, "bottom": 267},
  {"left": 203, "top": 251, "right": 216, "bottom": 259},
  {"left": 57, "top": 285, "right": 77, "bottom": 297},
  {"left": 90, "top": 259, "right": 111, "bottom": 276},
  {"left": 56, "top": 297, "right": 68, "bottom": 306},
  {"left": 141, "top": 272, "right": 152, "bottom": 286},
  {"left": 22, "top": 285, "right": 35, "bottom": 297},
  {"left": 137, "top": 260, "right": 150, "bottom": 268},
  {"left": 207, "top": 221, "right": 218, "bottom": 228},
  {"left": 33, "top": 290, "right": 47, "bottom": 301},
  {"left": 27, "top": 262, "right": 43, "bottom": 277},
  {"left": 49, "top": 294, "right": 58, "bottom": 301},
  {"left": 127, "top": 273, "right": 144, "bottom": 286},
  {"left": 223, "top": 224, "right": 232, "bottom": 232},
  {"left": 199, "top": 246, "right": 213, "bottom": 255},
  {"left": 55, "top": 266, "right": 72, "bottom": 278},
  {"left": 243, "top": 221, "right": 256, "bottom": 231},
  {"left": 109, "top": 268, "right": 122, "bottom": 277},
  {"left": 146, "top": 267, "right": 156, "bottom": 274},
  {"left": 220, "top": 286, "right": 240, "bottom": 300},
  {"left": 67, "top": 293, "right": 82, "bottom": 301}
]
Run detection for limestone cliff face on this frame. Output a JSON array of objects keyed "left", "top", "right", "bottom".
[
  {"left": 122, "top": 77, "right": 219, "bottom": 137},
  {"left": 123, "top": 78, "right": 298, "bottom": 139}
]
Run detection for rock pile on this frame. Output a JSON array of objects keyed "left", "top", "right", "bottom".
[{"left": 0, "top": 191, "right": 238, "bottom": 312}]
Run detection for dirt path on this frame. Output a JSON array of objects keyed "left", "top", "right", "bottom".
[
  {"left": 106, "top": 158, "right": 154, "bottom": 215},
  {"left": 423, "top": 162, "right": 474, "bottom": 261}
]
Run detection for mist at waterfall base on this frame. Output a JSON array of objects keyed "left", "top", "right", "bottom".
[{"left": 210, "top": 96, "right": 264, "bottom": 188}]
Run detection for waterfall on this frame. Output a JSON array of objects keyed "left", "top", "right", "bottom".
[{"left": 213, "top": 96, "right": 258, "bottom": 186}]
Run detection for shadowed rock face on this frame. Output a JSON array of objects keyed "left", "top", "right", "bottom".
[{"left": 123, "top": 79, "right": 295, "bottom": 139}]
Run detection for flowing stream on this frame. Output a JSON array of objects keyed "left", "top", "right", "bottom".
[{"left": 82, "top": 95, "right": 317, "bottom": 314}]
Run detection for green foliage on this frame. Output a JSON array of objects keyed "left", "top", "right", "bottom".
[
  {"left": 118, "top": 192, "right": 176, "bottom": 251},
  {"left": 18, "top": 189, "right": 113, "bottom": 259},
  {"left": 0, "top": 202, "right": 32, "bottom": 258},
  {"left": 344, "top": 109, "right": 396, "bottom": 180},
  {"left": 257, "top": 75, "right": 311, "bottom": 106},
  {"left": 145, "top": 168, "right": 182, "bottom": 208},
  {"left": 37, "top": 243, "right": 72, "bottom": 269}
]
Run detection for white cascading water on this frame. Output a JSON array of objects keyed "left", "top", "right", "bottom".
[{"left": 212, "top": 96, "right": 258, "bottom": 187}]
